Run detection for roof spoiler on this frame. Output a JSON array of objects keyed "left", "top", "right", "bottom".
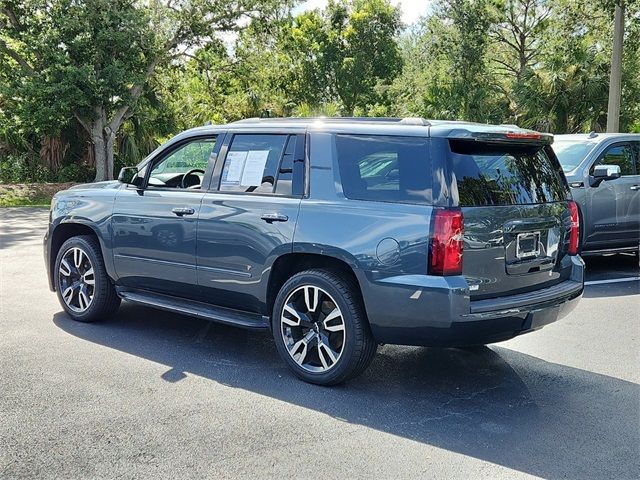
[{"left": 447, "top": 129, "right": 553, "bottom": 145}]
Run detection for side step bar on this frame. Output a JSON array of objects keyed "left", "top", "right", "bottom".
[
  {"left": 581, "top": 246, "right": 639, "bottom": 256},
  {"left": 116, "top": 288, "right": 270, "bottom": 330}
]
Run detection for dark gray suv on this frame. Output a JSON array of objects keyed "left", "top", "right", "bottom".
[{"left": 45, "top": 118, "right": 584, "bottom": 385}]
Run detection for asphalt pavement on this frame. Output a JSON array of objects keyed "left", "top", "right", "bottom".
[{"left": 1, "top": 207, "right": 639, "bottom": 479}]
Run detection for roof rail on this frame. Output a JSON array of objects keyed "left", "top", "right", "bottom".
[
  {"left": 399, "top": 117, "right": 431, "bottom": 126},
  {"left": 229, "top": 116, "right": 431, "bottom": 125}
]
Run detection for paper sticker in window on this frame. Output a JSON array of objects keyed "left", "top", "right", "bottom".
[
  {"left": 221, "top": 151, "right": 248, "bottom": 186},
  {"left": 240, "top": 150, "right": 270, "bottom": 186}
]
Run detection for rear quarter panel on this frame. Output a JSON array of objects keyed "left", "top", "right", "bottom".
[
  {"left": 296, "top": 131, "right": 432, "bottom": 277},
  {"left": 295, "top": 132, "right": 438, "bottom": 337}
]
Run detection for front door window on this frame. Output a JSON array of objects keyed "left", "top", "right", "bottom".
[{"left": 148, "top": 138, "right": 217, "bottom": 188}]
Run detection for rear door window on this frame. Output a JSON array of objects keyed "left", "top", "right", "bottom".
[
  {"left": 335, "top": 135, "right": 431, "bottom": 204},
  {"left": 449, "top": 140, "right": 569, "bottom": 206},
  {"left": 219, "top": 134, "right": 290, "bottom": 194}
]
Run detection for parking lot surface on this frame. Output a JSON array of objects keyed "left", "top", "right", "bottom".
[{"left": 1, "top": 207, "right": 639, "bottom": 479}]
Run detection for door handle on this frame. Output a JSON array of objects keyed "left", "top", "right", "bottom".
[
  {"left": 261, "top": 213, "right": 289, "bottom": 223},
  {"left": 172, "top": 207, "right": 195, "bottom": 216},
  {"left": 630, "top": 185, "right": 640, "bottom": 191}
]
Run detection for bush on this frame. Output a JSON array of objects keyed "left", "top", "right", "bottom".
[
  {"left": 0, "top": 154, "right": 94, "bottom": 183},
  {"left": 57, "top": 163, "right": 94, "bottom": 183},
  {"left": 0, "top": 154, "right": 52, "bottom": 183}
]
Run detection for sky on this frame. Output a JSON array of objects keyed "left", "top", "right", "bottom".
[{"left": 294, "top": 0, "right": 435, "bottom": 26}]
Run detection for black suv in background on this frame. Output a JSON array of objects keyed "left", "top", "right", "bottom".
[{"left": 45, "top": 118, "right": 584, "bottom": 385}]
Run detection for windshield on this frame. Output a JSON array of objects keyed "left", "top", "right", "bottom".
[{"left": 553, "top": 140, "right": 596, "bottom": 172}]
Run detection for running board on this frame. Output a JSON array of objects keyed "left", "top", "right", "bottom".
[
  {"left": 581, "top": 246, "right": 639, "bottom": 256},
  {"left": 116, "top": 288, "right": 270, "bottom": 329}
]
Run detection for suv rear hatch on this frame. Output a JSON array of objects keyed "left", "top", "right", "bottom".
[{"left": 446, "top": 134, "right": 575, "bottom": 300}]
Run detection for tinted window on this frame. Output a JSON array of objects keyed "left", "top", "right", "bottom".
[
  {"left": 450, "top": 140, "right": 568, "bottom": 206},
  {"left": 274, "top": 136, "right": 297, "bottom": 196},
  {"left": 335, "top": 135, "right": 431, "bottom": 204},
  {"left": 220, "top": 134, "right": 289, "bottom": 194},
  {"left": 553, "top": 140, "right": 596, "bottom": 172},
  {"left": 590, "top": 144, "right": 635, "bottom": 176}
]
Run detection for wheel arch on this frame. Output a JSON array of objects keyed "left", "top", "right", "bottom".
[
  {"left": 266, "top": 252, "right": 366, "bottom": 318},
  {"left": 49, "top": 222, "right": 107, "bottom": 291}
]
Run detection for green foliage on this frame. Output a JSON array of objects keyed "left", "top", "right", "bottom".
[
  {"left": 1, "top": 0, "right": 639, "bottom": 186},
  {"left": 390, "top": 0, "right": 640, "bottom": 132},
  {"left": 285, "top": 0, "right": 403, "bottom": 115},
  {"left": 0, "top": 154, "right": 53, "bottom": 183},
  {"left": 1, "top": 0, "right": 158, "bottom": 134},
  {"left": 0, "top": 153, "right": 93, "bottom": 183},
  {"left": 1, "top": 0, "right": 291, "bottom": 181}
]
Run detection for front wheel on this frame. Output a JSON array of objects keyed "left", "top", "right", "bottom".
[
  {"left": 272, "top": 269, "right": 377, "bottom": 385},
  {"left": 54, "top": 235, "right": 120, "bottom": 322}
]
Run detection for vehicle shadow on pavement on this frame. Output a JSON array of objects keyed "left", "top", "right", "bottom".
[
  {"left": 583, "top": 254, "right": 640, "bottom": 298},
  {"left": 53, "top": 305, "right": 639, "bottom": 480},
  {"left": 582, "top": 281, "right": 640, "bottom": 298}
]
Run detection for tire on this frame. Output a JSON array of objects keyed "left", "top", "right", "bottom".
[
  {"left": 272, "top": 269, "right": 377, "bottom": 385},
  {"left": 54, "top": 235, "right": 120, "bottom": 322}
]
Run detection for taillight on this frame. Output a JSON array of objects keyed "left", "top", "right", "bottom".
[
  {"left": 567, "top": 201, "right": 580, "bottom": 255},
  {"left": 429, "top": 208, "right": 464, "bottom": 276},
  {"left": 505, "top": 131, "right": 541, "bottom": 140}
]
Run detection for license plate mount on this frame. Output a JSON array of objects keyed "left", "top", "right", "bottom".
[{"left": 516, "top": 231, "right": 541, "bottom": 259}]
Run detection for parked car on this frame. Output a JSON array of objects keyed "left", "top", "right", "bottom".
[
  {"left": 45, "top": 118, "right": 584, "bottom": 385},
  {"left": 554, "top": 133, "right": 640, "bottom": 255}
]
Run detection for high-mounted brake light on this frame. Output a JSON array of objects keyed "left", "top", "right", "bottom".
[
  {"left": 429, "top": 209, "right": 464, "bottom": 276},
  {"left": 567, "top": 201, "right": 580, "bottom": 255},
  {"left": 505, "top": 132, "right": 541, "bottom": 140}
]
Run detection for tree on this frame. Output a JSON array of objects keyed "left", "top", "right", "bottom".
[
  {"left": 490, "top": 0, "right": 551, "bottom": 82},
  {"left": 285, "top": 0, "right": 403, "bottom": 115},
  {"left": 511, "top": 0, "right": 631, "bottom": 132},
  {"left": 416, "top": 0, "right": 506, "bottom": 122},
  {"left": 0, "top": 0, "right": 287, "bottom": 181}
]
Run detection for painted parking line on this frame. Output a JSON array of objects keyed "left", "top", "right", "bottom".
[{"left": 584, "top": 277, "right": 640, "bottom": 286}]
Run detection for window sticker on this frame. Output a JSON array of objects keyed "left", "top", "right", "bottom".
[
  {"left": 240, "top": 150, "right": 270, "bottom": 186},
  {"left": 221, "top": 151, "right": 248, "bottom": 186}
]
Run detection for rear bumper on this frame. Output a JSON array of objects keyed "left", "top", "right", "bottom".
[{"left": 361, "top": 255, "right": 584, "bottom": 347}]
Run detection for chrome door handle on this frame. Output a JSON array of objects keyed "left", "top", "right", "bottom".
[
  {"left": 172, "top": 207, "right": 195, "bottom": 216},
  {"left": 630, "top": 185, "right": 640, "bottom": 191},
  {"left": 261, "top": 213, "right": 288, "bottom": 223}
]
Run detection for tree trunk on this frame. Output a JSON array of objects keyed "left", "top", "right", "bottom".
[
  {"left": 39, "top": 135, "right": 68, "bottom": 171},
  {"left": 606, "top": 2, "right": 625, "bottom": 133},
  {"left": 89, "top": 109, "right": 118, "bottom": 182}
]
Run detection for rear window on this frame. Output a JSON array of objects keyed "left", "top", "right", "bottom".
[
  {"left": 335, "top": 135, "right": 431, "bottom": 204},
  {"left": 449, "top": 140, "right": 569, "bottom": 206}
]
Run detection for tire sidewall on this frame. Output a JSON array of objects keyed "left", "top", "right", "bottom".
[
  {"left": 54, "top": 237, "right": 105, "bottom": 322},
  {"left": 272, "top": 271, "right": 360, "bottom": 384}
]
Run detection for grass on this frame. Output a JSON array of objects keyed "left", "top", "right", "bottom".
[{"left": 0, "top": 183, "right": 77, "bottom": 207}]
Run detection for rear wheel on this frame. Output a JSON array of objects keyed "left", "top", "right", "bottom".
[
  {"left": 54, "top": 235, "right": 120, "bottom": 322},
  {"left": 272, "top": 269, "right": 377, "bottom": 385}
]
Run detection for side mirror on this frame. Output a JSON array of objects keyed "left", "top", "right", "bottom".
[
  {"left": 117, "top": 167, "right": 141, "bottom": 186},
  {"left": 590, "top": 164, "right": 621, "bottom": 187},
  {"left": 593, "top": 164, "right": 621, "bottom": 180}
]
